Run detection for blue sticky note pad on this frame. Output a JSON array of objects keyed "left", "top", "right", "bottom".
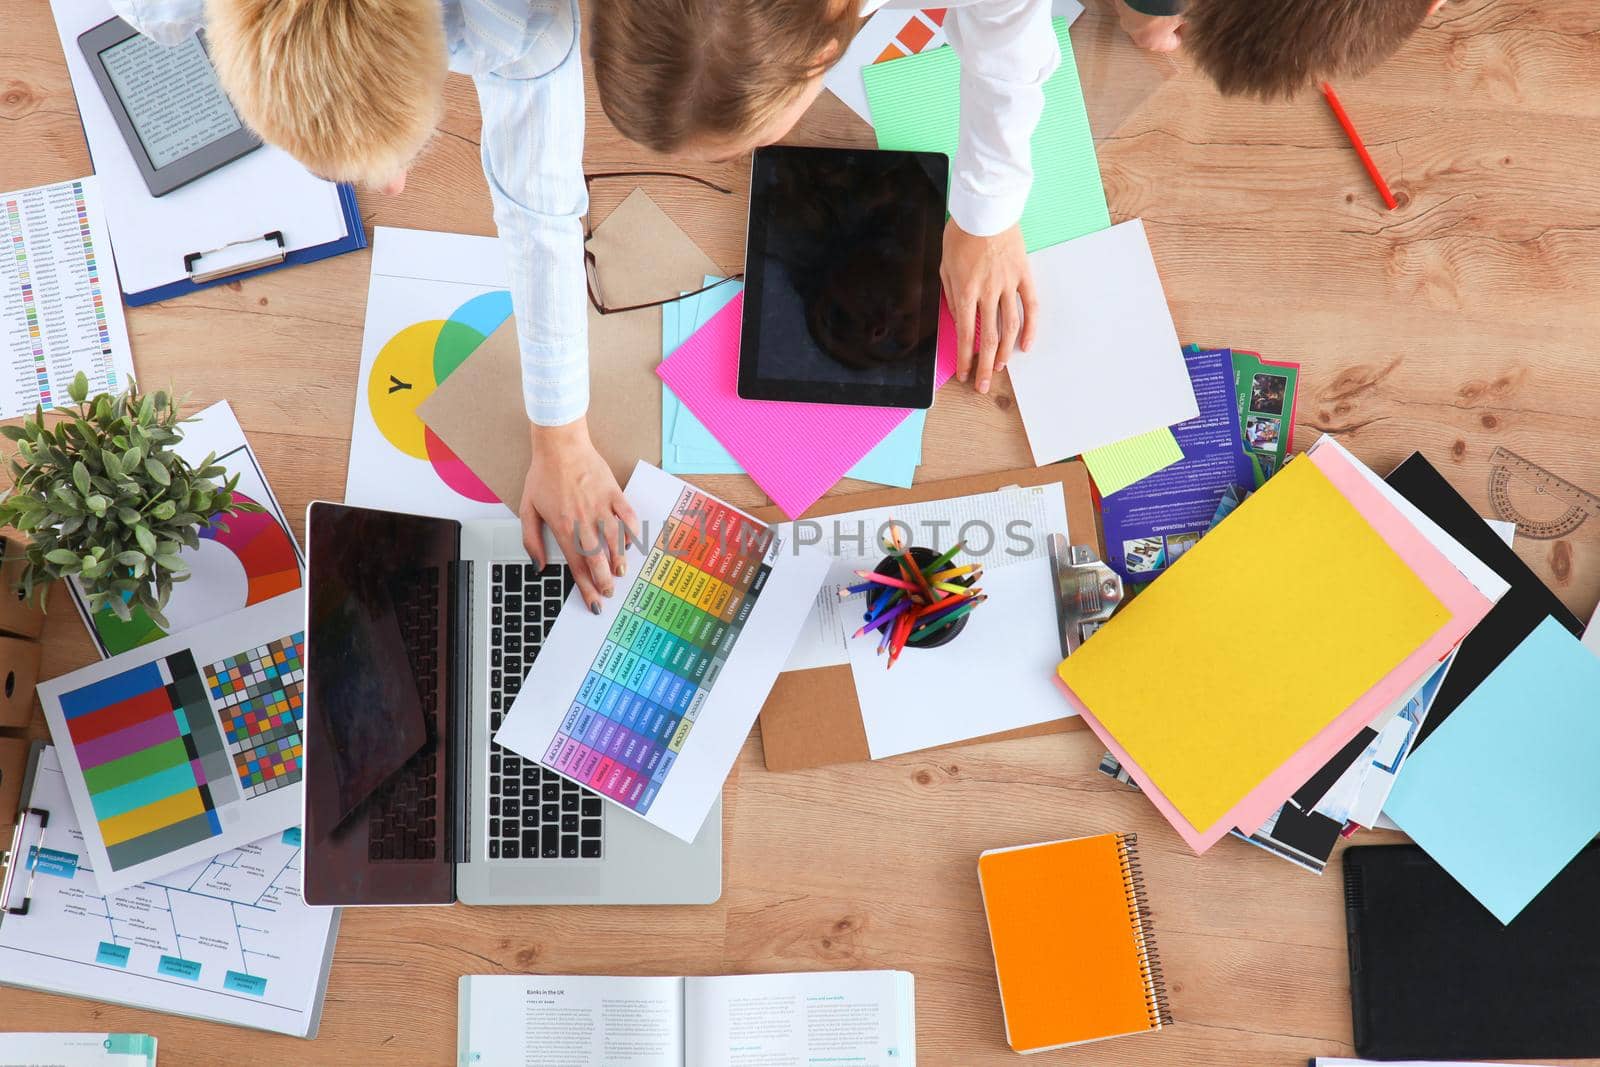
[{"left": 1385, "top": 616, "right": 1600, "bottom": 924}]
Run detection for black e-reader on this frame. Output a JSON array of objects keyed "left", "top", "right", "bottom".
[
  {"left": 738, "top": 145, "right": 948, "bottom": 409},
  {"left": 78, "top": 17, "right": 262, "bottom": 197}
]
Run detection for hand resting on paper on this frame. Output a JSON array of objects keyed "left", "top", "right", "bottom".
[
  {"left": 941, "top": 220, "right": 1038, "bottom": 394},
  {"left": 520, "top": 419, "right": 640, "bottom": 614}
]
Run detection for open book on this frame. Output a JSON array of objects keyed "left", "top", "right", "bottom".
[{"left": 457, "top": 970, "right": 915, "bottom": 1066}]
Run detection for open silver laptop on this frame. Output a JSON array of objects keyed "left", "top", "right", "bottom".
[{"left": 301, "top": 502, "right": 721, "bottom": 907}]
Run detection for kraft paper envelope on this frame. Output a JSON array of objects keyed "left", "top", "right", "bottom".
[
  {"left": 419, "top": 189, "right": 723, "bottom": 503},
  {"left": 1056, "top": 443, "right": 1493, "bottom": 853}
]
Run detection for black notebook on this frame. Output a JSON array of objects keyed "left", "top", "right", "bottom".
[
  {"left": 1343, "top": 843, "right": 1600, "bottom": 1061},
  {"left": 1385, "top": 453, "right": 1583, "bottom": 749}
]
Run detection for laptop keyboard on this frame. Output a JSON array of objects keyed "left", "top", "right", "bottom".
[
  {"left": 486, "top": 561, "right": 605, "bottom": 861},
  {"left": 369, "top": 569, "right": 441, "bottom": 862}
]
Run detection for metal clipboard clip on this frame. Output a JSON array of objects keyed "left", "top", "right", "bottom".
[
  {"left": 184, "top": 230, "right": 286, "bottom": 284},
  {"left": 1, "top": 805, "right": 49, "bottom": 917},
  {"left": 1047, "top": 534, "right": 1124, "bottom": 659}
]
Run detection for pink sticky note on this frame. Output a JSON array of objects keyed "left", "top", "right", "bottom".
[
  {"left": 1055, "top": 443, "right": 1494, "bottom": 854},
  {"left": 657, "top": 292, "right": 957, "bottom": 519}
]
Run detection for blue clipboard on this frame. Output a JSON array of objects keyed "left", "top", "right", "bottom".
[{"left": 123, "top": 182, "right": 366, "bottom": 307}]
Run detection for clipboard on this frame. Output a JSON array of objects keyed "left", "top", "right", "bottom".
[
  {"left": 753, "top": 462, "right": 1101, "bottom": 771},
  {"left": 0, "top": 741, "right": 342, "bottom": 1038},
  {"left": 127, "top": 183, "right": 365, "bottom": 305}
]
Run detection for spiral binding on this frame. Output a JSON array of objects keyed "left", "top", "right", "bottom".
[{"left": 1117, "top": 832, "right": 1174, "bottom": 1029}]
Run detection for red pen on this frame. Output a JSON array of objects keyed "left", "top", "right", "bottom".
[{"left": 1320, "top": 82, "right": 1398, "bottom": 211}]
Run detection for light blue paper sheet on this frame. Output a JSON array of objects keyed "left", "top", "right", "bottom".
[
  {"left": 660, "top": 277, "right": 924, "bottom": 486},
  {"left": 1385, "top": 616, "right": 1600, "bottom": 924}
]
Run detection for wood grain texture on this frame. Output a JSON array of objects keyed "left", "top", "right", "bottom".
[{"left": 2, "top": 0, "right": 1598, "bottom": 1061}]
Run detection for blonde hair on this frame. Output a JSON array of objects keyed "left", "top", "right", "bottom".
[{"left": 204, "top": 0, "right": 447, "bottom": 184}]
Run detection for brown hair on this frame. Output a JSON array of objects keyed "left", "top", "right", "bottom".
[
  {"left": 205, "top": 0, "right": 447, "bottom": 184},
  {"left": 590, "top": 0, "right": 862, "bottom": 153},
  {"left": 1185, "top": 0, "right": 1437, "bottom": 99}
]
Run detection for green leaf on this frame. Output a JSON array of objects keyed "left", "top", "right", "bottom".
[
  {"left": 102, "top": 451, "right": 123, "bottom": 479},
  {"left": 108, "top": 594, "right": 133, "bottom": 623},
  {"left": 134, "top": 524, "right": 157, "bottom": 555},
  {"left": 0, "top": 425, "right": 26, "bottom": 441},
  {"left": 116, "top": 506, "right": 141, "bottom": 525},
  {"left": 84, "top": 494, "right": 109, "bottom": 515},
  {"left": 153, "top": 553, "right": 187, "bottom": 573},
  {"left": 44, "top": 548, "right": 78, "bottom": 565},
  {"left": 151, "top": 500, "right": 177, "bottom": 521},
  {"left": 115, "top": 550, "right": 145, "bottom": 567},
  {"left": 68, "top": 372, "right": 89, "bottom": 404},
  {"left": 144, "top": 457, "right": 170, "bottom": 486}
]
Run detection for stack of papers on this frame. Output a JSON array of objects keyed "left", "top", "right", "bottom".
[
  {"left": 1057, "top": 437, "right": 1499, "bottom": 853},
  {"left": 656, "top": 294, "right": 956, "bottom": 519},
  {"left": 660, "top": 278, "right": 926, "bottom": 488}
]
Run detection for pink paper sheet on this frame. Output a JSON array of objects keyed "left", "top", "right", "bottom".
[
  {"left": 656, "top": 292, "right": 957, "bottom": 518},
  {"left": 1056, "top": 444, "right": 1495, "bottom": 853}
]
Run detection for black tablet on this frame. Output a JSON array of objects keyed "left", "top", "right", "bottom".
[
  {"left": 79, "top": 16, "right": 262, "bottom": 197},
  {"left": 738, "top": 145, "right": 948, "bottom": 409}
]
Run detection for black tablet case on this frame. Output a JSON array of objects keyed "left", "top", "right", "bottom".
[
  {"left": 1343, "top": 843, "right": 1600, "bottom": 1060},
  {"left": 1384, "top": 453, "right": 1584, "bottom": 749}
]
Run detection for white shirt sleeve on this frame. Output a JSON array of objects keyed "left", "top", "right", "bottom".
[
  {"left": 473, "top": 42, "right": 591, "bottom": 427},
  {"left": 106, "top": 0, "right": 205, "bottom": 45},
  {"left": 943, "top": 0, "right": 1061, "bottom": 236}
]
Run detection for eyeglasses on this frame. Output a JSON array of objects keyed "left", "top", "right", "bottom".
[{"left": 582, "top": 171, "right": 745, "bottom": 315}]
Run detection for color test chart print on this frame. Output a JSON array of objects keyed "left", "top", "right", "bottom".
[
  {"left": 57, "top": 650, "right": 241, "bottom": 873},
  {"left": 207, "top": 633, "right": 306, "bottom": 799},
  {"left": 0, "top": 177, "right": 133, "bottom": 419},
  {"left": 37, "top": 593, "right": 310, "bottom": 893},
  {"left": 542, "top": 486, "right": 777, "bottom": 815}
]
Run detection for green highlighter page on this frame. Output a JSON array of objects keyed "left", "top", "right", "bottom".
[{"left": 863, "top": 16, "right": 1111, "bottom": 252}]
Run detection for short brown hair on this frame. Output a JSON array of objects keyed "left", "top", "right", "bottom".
[
  {"left": 590, "top": 0, "right": 861, "bottom": 153},
  {"left": 205, "top": 0, "right": 446, "bottom": 184},
  {"left": 1185, "top": 0, "right": 1436, "bottom": 99}
]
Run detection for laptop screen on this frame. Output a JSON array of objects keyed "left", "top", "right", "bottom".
[{"left": 304, "top": 502, "right": 459, "bottom": 905}]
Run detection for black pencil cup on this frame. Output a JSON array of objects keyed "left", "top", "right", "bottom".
[{"left": 871, "top": 546, "right": 975, "bottom": 650}]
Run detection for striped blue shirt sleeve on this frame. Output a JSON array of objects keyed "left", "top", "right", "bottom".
[{"left": 473, "top": 40, "right": 591, "bottom": 427}]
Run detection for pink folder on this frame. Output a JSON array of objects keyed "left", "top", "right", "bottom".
[
  {"left": 1055, "top": 441, "right": 1495, "bottom": 853},
  {"left": 656, "top": 292, "right": 957, "bottom": 518}
]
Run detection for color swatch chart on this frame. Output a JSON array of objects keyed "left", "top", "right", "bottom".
[
  {"left": 0, "top": 177, "right": 131, "bottom": 419},
  {"left": 207, "top": 632, "right": 306, "bottom": 799},
  {"left": 58, "top": 650, "right": 242, "bottom": 873},
  {"left": 542, "top": 488, "right": 776, "bottom": 813}
]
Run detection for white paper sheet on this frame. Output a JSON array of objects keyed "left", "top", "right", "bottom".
[
  {"left": 1005, "top": 220, "right": 1199, "bottom": 465},
  {"left": 0, "top": 747, "right": 336, "bottom": 1037},
  {"left": 35, "top": 593, "right": 306, "bottom": 892},
  {"left": 0, "top": 1034, "right": 154, "bottom": 1067},
  {"left": 685, "top": 971, "right": 916, "bottom": 1066},
  {"left": 495, "top": 463, "right": 831, "bottom": 842},
  {"left": 458, "top": 975, "right": 685, "bottom": 1066},
  {"left": 63, "top": 399, "right": 304, "bottom": 658},
  {"left": 781, "top": 483, "right": 1069, "bottom": 671},
  {"left": 848, "top": 555, "right": 1066, "bottom": 759},
  {"left": 49, "top": 0, "right": 348, "bottom": 297},
  {"left": 346, "top": 227, "right": 518, "bottom": 521},
  {"left": 0, "top": 176, "right": 135, "bottom": 418}
]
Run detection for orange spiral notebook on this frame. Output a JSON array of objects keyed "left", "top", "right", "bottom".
[{"left": 977, "top": 833, "right": 1172, "bottom": 1053}]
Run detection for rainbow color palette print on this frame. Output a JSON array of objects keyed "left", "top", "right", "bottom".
[
  {"left": 345, "top": 227, "right": 520, "bottom": 521},
  {"left": 496, "top": 463, "right": 830, "bottom": 843},
  {"left": 64, "top": 399, "right": 303, "bottom": 658},
  {"left": 37, "top": 593, "right": 307, "bottom": 893}
]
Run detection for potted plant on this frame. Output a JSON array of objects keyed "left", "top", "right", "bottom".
[{"left": 0, "top": 373, "right": 261, "bottom": 628}]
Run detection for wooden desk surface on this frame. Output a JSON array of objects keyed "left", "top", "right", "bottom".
[{"left": 3, "top": 0, "right": 1598, "bottom": 1062}]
